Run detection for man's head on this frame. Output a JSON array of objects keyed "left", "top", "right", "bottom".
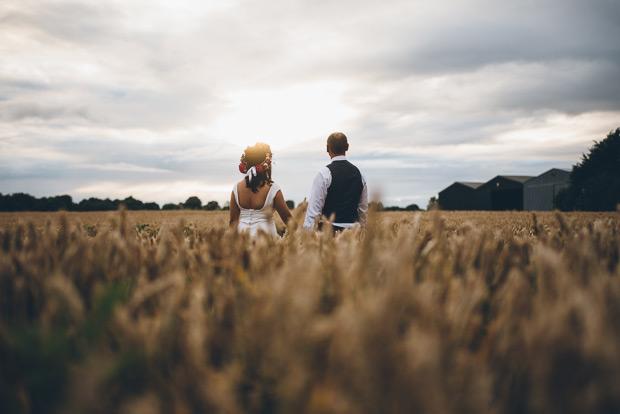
[{"left": 327, "top": 132, "right": 349, "bottom": 157}]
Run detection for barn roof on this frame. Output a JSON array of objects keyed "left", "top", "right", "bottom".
[
  {"left": 535, "top": 168, "right": 570, "bottom": 176},
  {"left": 524, "top": 168, "right": 570, "bottom": 186},
  {"left": 477, "top": 175, "right": 536, "bottom": 192},
  {"left": 456, "top": 182, "right": 484, "bottom": 189},
  {"left": 499, "top": 176, "right": 536, "bottom": 183},
  {"left": 439, "top": 181, "right": 484, "bottom": 194}
]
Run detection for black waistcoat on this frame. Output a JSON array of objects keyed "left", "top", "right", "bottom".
[{"left": 323, "top": 160, "right": 363, "bottom": 223}]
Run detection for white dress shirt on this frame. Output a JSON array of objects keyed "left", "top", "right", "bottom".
[{"left": 303, "top": 155, "right": 368, "bottom": 230}]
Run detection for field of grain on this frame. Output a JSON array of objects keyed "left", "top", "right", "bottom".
[{"left": 1, "top": 209, "right": 619, "bottom": 414}]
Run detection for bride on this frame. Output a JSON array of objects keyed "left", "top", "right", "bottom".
[{"left": 229, "top": 143, "right": 294, "bottom": 236}]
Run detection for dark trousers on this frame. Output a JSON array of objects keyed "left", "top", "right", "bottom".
[{"left": 318, "top": 221, "right": 346, "bottom": 235}]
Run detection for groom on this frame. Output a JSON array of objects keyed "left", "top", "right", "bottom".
[{"left": 303, "top": 132, "right": 368, "bottom": 232}]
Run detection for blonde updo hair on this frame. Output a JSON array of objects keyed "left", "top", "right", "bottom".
[{"left": 239, "top": 142, "right": 273, "bottom": 193}]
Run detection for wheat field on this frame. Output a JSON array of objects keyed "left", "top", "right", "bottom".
[{"left": 1, "top": 209, "right": 619, "bottom": 414}]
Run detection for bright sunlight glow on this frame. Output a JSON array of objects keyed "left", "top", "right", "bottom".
[{"left": 211, "top": 82, "right": 357, "bottom": 151}]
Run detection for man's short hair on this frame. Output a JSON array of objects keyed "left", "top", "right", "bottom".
[{"left": 327, "top": 132, "right": 348, "bottom": 154}]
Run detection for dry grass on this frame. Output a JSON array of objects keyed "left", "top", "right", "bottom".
[{"left": 1, "top": 209, "right": 619, "bottom": 414}]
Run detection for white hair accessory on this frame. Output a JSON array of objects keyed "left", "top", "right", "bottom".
[{"left": 246, "top": 166, "right": 257, "bottom": 183}]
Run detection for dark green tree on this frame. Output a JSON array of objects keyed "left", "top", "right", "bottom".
[
  {"left": 183, "top": 196, "right": 202, "bottom": 210},
  {"left": 162, "top": 203, "right": 181, "bottom": 210},
  {"left": 34, "top": 195, "right": 75, "bottom": 211},
  {"left": 121, "top": 196, "right": 144, "bottom": 210},
  {"left": 427, "top": 196, "right": 439, "bottom": 211},
  {"left": 555, "top": 128, "right": 620, "bottom": 211},
  {"left": 203, "top": 201, "right": 220, "bottom": 211},
  {"left": 143, "top": 202, "right": 160, "bottom": 210},
  {"left": 79, "top": 197, "right": 119, "bottom": 211},
  {"left": 51, "top": 195, "right": 74, "bottom": 211},
  {"left": 2, "top": 193, "right": 38, "bottom": 211}
]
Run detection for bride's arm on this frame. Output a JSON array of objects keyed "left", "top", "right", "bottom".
[
  {"left": 274, "top": 190, "right": 294, "bottom": 226},
  {"left": 229, "top": 191, "right": 240, "bottom": 228}
]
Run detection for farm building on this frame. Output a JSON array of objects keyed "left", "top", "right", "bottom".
[
  {"left": 477, "top": 176, "right": 534, "bottom": 211},
  {"left": 438, "top": 182, "right": 484, "bottom": 210},
  {"left": 523, "top": 168, "right": 570, "bottom": 211}
]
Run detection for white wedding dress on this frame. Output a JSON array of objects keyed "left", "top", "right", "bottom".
[{"left": 233, "top": 183, "right": 280, "bottom": 237}]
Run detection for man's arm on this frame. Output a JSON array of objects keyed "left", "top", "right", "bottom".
[
  {"left": 303, "top": 168, "right": 330, "bottom": 230},
  {"left": 357, "top": 174, "right": 368, "bottom": 227}
]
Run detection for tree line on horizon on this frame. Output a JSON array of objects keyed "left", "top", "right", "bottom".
[
  {"left": 0, "top": 192, "right": 423, "bottom": 213},
  {"left": 0, "top": 191, "right": 426, "bottom": 213},
  {"left": 0, "top": 194, "right": 227, "bottom": 213}
]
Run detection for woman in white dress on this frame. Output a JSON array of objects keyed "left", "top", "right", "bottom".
[{"left": 229, "top": 143, "right": 294, "bottom": 236}]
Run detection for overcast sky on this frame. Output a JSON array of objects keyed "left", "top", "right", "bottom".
[{"left": 1, "top": 0, "right": 619, "bottom": 208}]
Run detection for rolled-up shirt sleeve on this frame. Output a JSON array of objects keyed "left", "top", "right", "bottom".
[
  {"left": 357, "top": 174, "right": 368, "bottom": 227},
  {"left": 303, "top": 167, "right": 331, "bottom": 230}
]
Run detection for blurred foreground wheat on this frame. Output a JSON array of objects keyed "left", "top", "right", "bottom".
[{"left": 1, "top": 210, "right": 619, "bottom": 414}]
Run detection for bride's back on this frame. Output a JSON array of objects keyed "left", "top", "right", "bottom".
[{"left": 236, "top": 181, "right": 272, "bottom": 210}]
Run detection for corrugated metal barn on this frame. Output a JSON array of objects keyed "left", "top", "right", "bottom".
[
  {"left": 523, "top": 168, "right": 570, "bottom": 211},
  {"left": 438, "top": 182, "right": 483, "bottom": 210},
  {"left": 477, "top": 176, "right": 534, "bottom": 211}
]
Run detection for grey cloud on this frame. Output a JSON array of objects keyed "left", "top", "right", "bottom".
[
  {"left": 0, "top": 102, "right": 90, "bottom": 123},
  {"left": 0, "top": 82, "right": 221, "bottom": 129},
  {"left": 1, "top": 135, "right": 239, "bottom": 202},
  {"left": 1, "top": 1, "right": 223, "bottom": 128},
  {"left": 1, "top": 79, "right": 50, "bottom": 92},
  {"left": 370, "top": 0, "right": 620, "bottom": 74},
  {"left": 491, "top": 61, "right": 620, "bottom": 114},
  {"left": 1, "top": 0, "right": 123, "bottom": 45},
  {"left": 339, "top": 60, "right": 620, "bottom": 150}
]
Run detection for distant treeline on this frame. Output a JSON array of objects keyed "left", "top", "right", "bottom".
[
  {"left": 371, "top": 202, "right": 421, "bottom": 212},
  {"left": 0, "top": 193, "right": 226, "bottom": 212},
  {"left": 0, "top": 192, "right": 422, "bottom": 213}
]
